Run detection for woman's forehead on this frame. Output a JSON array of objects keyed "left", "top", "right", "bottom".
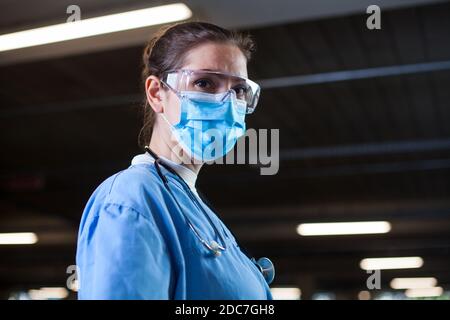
[{"left": 182, "top": 43, "right": 248, "bottom": 78}]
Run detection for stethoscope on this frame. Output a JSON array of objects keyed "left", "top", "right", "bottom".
[{"left": 144, "top": 146, "right": 275, "bottom": 285}]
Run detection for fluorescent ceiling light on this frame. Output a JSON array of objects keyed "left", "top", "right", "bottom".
[
  {"left": 360, "top": 257, "right": 424, "bottom": 270},
  {"left": 28, "top": 287, "right": 69, "bottom": 300},
  {"left": 270, "top": 287, "right": 301, "bottom": 300},
  {"left": 405, "top": 287, "right": 443, "bottom": 298},
  {"left": 0, "top": 232, "right": 38, "bottom": 245},
  {"left": 390, "top": 277, "right": 438, "bottom": 289},
  {"left": 0, "top": 3, "right": 192, "bottom": 52},
  {"left": 297, "top": 221, "right": 391, "bottom": 236}
]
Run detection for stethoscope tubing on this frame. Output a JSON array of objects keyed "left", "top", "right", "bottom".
[{"left": 144, "top": 146, "right": 274, "bottom": 284}]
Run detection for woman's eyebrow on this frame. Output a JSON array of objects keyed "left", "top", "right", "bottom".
[
  {"left": 198, "top": 68, "right": 247, "bottom": 78},
  {"left": 231, "top": 79, "right": 247, "bottom": 86},
  {"left": 195, "top": 68, "right": 223, "bottom": 73}
]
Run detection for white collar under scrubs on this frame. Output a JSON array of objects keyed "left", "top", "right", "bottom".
[
  {"left": 131, "top": 152, "right": 199, "bottom": 198},
  {"left": 76, "top": 151, "right": 273, "bottom": 299}
]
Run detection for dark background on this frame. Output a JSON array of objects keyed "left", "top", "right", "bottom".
[{"left": 1, "top": 0, "right": 449, "bottom": 299}]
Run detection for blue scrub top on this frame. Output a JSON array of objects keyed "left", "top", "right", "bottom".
[{"left": 76, "top": 158, "right": 273, "bottom": 299}]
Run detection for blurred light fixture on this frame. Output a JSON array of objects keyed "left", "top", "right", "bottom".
[
  {"left": 270, "top": 287, "right": 301, "bottom": 300},
  {"left": 297, "top": 221, "right": 391, "bottom": 236},
  {"left": 312, "top": 292, "right": 336, "bottom": 300},
  {"left": 28, "top": 287, "right": 69, "bottom": 300},
  {"left": 390, "top": 277, "right": 438, "bottom": 289},
  {"left": 68, "top": 279, "right": 79, "bottom": 292},
  {"left": 0, "top": 3, "right": 192, "bottom": 52},
  {"left": 360, "top": 257, "right": 423, "bottom": 270},
  {"left": 405, "top": 287, "right": 443, "bottom": 298},
  {"left": 0, "top": 232, "right": 38, "bottom": 245},
  {"left": 358, "top": 290, "right": 371, "bottom": 300}
]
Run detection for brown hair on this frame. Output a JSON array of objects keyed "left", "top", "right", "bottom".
[{"left": 138, "top": 21, "right": 256, "bottom": 148}]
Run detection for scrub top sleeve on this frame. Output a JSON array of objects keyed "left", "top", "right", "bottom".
[{"left": 86, "top": 202, "right": 172, "bottom": 299}]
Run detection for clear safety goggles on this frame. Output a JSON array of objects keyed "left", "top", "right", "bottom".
[{"left": 160, "top": 69, "right": 261, "bottom": 114}]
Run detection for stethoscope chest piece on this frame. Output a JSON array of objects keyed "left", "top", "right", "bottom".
[{"left": 254, "top": 257, "right": 275, "bottom": 285}]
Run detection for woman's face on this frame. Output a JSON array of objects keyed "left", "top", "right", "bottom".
[{"left": 161, "top": 42, "right": 248, "bottom": 125}]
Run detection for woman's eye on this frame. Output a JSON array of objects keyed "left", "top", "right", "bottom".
[
  {"left": 194, "top": 79, "right": 213, "bottom": 89},
  {"left": 233, "top": 86, "right": 248, "bottom": 96}
]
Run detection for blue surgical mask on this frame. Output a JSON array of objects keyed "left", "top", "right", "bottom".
[{"left": 162, "top": 90, "right": 246, "bottom": 162}]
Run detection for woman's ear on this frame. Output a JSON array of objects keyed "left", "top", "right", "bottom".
[{"left": 145, "top": 75, "right": 164, "bottom": 113}]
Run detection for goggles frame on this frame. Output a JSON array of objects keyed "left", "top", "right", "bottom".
[{"left": 160, "top": 68, "right": 260, "bottom": 114}]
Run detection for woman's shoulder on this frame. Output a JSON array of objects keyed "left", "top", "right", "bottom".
[
  {"left": 83, "top": 163, "right": 166, "bottom": 221},
  {"left": 109, "top": 162, "right": 162, "bottom": 193}
]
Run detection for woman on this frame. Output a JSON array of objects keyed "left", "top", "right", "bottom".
[{"left": 76, "top": 21, "right": 273, "bottom": 299}]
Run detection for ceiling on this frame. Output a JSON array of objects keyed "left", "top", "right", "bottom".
[
  {"left": 1, "top": 0, "right": 450, "bottom": 299},
  {"left": 0, "top": 0, "right": 445, "bottom": 64}
]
